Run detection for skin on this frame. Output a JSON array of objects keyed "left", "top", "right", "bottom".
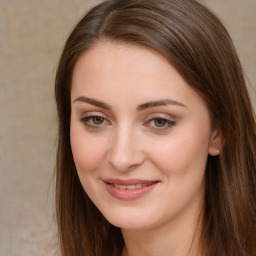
[{"left": 70, "top": 41, "right": 220, "bottom": 256}]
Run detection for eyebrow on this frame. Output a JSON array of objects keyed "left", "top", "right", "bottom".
[
  {"left": 73, "top": 96, "right": 186, "bottom": 110},
  {"left": 137, "top": 99, "right": 187, "bottom": 111},
  {"left": 73, "top": 96, "right": 111, "bottom": 109}
]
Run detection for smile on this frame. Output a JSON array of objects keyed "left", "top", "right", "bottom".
[
  {"left": 103, "top": 179, "right": 159, "bottom": 200},
  {"left": 112, "top": 183, "right": 154, "bottom": 190}
]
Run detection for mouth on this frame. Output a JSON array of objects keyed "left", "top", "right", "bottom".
[
  {"left": 103, "top": 179, "right": 159, "bottom": 200},
  {"left": 109, "top": 182, "right": 156, "bottom": 190}
]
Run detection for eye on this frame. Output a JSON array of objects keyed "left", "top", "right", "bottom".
[
  {"left": 152, "top": 118, "right": 168, "bottom": 127},
  {"left": 91, "top": 116, "right": 105, "bottom": 125},
  {"left": 145, "top": 117, "right": 176, "bottom": 129},
  {"left": 81, "top": 115, "right": 109, "bottom": 128}
]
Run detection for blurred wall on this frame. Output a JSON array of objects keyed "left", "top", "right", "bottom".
[
  {"left": 203, "top": 0, "right": 256, "bottom": 107},
  {"left": 0, "top": 0, "right": 255, "bottom": 255},
  {"left": 0, "top": 1, "right": 101, "bottom": 255}
]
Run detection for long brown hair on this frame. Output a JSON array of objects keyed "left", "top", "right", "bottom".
[{"left": 55, "top": 0, "right": 256, "bottom": 255}]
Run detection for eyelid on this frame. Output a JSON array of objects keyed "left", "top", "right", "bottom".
[
  {"left": 82, "top": 111, "right": 107, "bottom": 118},
  {"left": 146, "top": 113, "right": 176, "bottom": 121},
  {"left": 81, "top": 111, "right": 111, "bottom": 128},
  {"left": 144, "top": 113, "right": 176, "bottom": 129}
]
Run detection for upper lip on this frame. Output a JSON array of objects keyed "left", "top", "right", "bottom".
[{"left": 103, "top": 178, "right": 159, "bottom": 185}]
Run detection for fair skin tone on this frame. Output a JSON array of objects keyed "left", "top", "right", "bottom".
[{"left": 70, "top": 41, "right": 220, "bottom": 256}]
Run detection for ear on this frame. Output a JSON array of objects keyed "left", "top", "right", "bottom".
[{"left": 208, "top": 127, "right": 222, "bottom": 156}]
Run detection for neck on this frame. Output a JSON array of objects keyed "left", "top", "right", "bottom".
[{"left": 121, "top": 209, "right": 203, "bottom": 256}]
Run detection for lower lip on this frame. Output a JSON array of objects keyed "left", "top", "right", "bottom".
[{"left": 104, "top": 182, "right": 158, "bottom": 200}]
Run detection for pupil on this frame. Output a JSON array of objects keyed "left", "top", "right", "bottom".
[
  {"left": 154, "top": 119, "right": 166, "bottom": 127},
  {"left": 93, "top": 116, "right": 103, "bottom": 124}
]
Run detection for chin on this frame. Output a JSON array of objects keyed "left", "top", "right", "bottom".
[
  {"left": 109, "top": 218, "right": 149, "bottom": 231},
  {"left": 101, "top": 207, "right": 159, "bottom": 231}
]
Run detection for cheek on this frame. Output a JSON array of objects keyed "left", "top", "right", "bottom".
[
  {"left": 70, "top": 126, "right": 107, "bottom": 173},
  {"left": 148, "top": 129, "right": 210, "bottom": 176}
]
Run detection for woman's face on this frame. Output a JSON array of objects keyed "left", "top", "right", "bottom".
[{"left": 70, "top": 41, "right": 219, "bottom": 231}]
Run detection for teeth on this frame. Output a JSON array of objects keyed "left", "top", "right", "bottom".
[
  {"left": 135, "top": 184, "right": 143, "bottom": 189},
  {"left": 113, "top": 183, "right": 151, "bottom": 190},
  {"left": 114, "top": 184, "right": 126, "bottom": 189},
  {"left": 127, "top": 184, "right": 136, "bottom": 190}
]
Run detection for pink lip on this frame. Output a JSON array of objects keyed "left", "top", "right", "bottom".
[{"left": 103, "top": 179, "right": 159, "bottom": 200}]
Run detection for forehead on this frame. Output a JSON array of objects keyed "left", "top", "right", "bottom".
[
  {"left": 72, "top": 41, "right": 177, "bottom": 90},
  {"left": 73, "top": 40, "right": 171, "bottom": 79},
  {"left": 71, "top": 41, "right": 208, "bottom": 113}
]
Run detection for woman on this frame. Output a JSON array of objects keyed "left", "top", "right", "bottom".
[{"left": 55, "top": 0, "right": 256, "bottom": 255}]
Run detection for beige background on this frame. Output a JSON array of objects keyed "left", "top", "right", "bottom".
[{"left": 0, "top": 1, "right": 255, "bottom": 255}]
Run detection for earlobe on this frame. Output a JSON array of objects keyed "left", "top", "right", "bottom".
[{"left": 208, "top": 128, "right": 222, "bottom": 156}]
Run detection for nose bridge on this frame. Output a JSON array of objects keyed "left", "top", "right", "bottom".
[{"left": 107, "top": 122, "right": 144, "bottom": 171}]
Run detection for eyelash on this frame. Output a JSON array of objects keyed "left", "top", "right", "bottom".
[
  {"left": 81, "top": 115, "right": 176, "bottom": 130},
  {"left": 145, "top": 117, "right": 176, "bottom": 129},
  {"left": 81, "top": 115, "right": 109, "bottom": 128}
]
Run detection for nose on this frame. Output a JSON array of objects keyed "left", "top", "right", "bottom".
[{"left": 107, "top": 126, "right": 146, "bottom": 172}]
